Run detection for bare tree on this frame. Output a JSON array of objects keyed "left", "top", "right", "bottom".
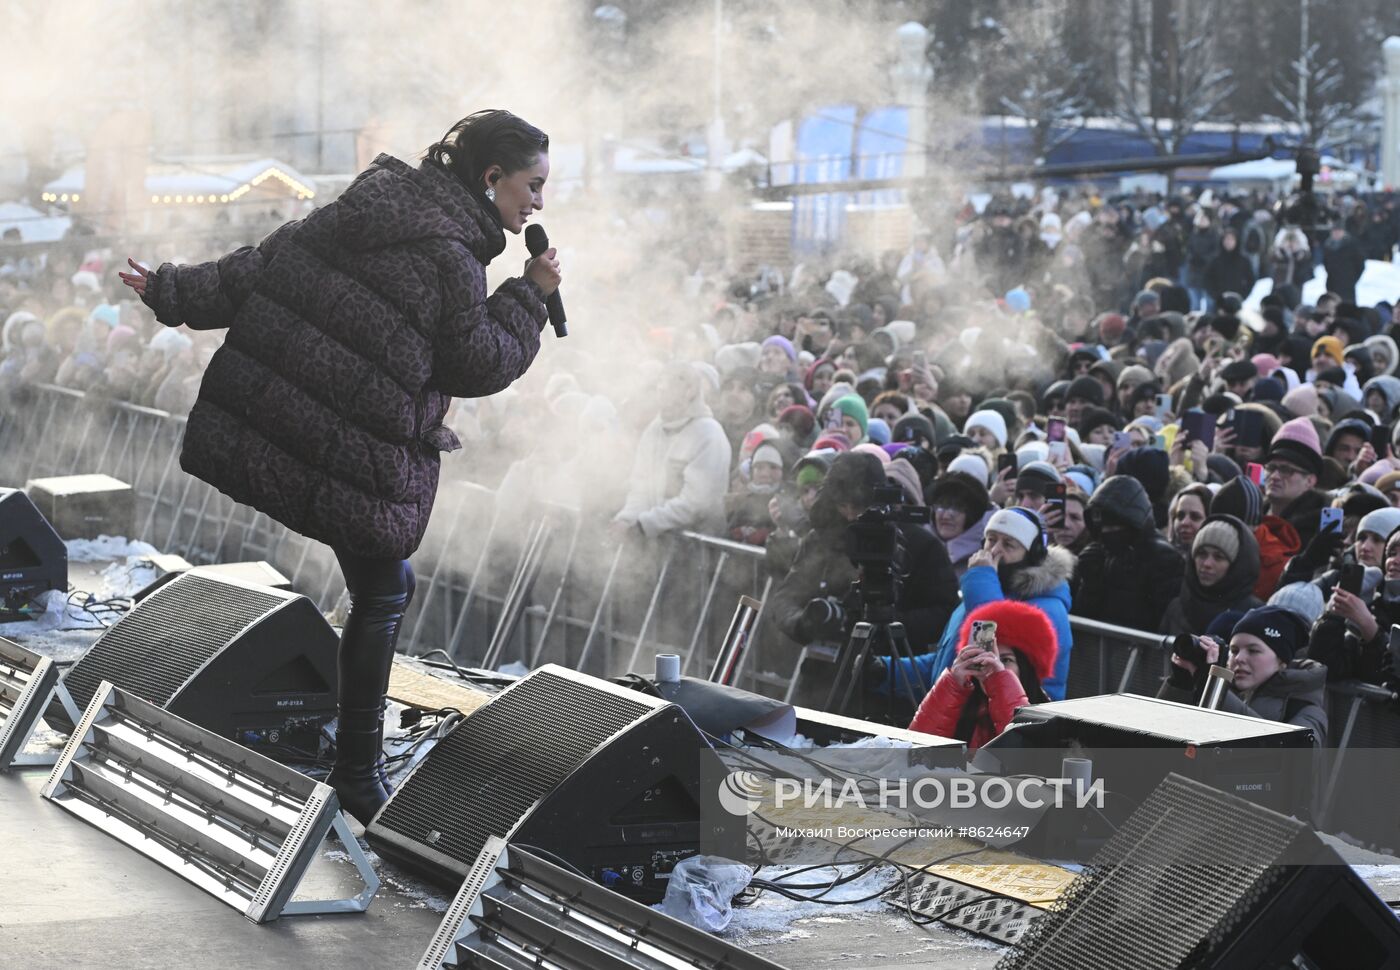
[
  {"left": 990, "top": 6, "right": 1092, "bottom": 164},
  {"left": 1265, "top": 0, "right": 1371, "bottom": 151},
  {"left": 1111, "top": 0, "right": 1236, "bottom": 156}
]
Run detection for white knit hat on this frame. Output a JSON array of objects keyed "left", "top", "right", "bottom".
[
  {"left": 947, "top": 453, "right": 991, "bottom": 486},
  {"left": 964, "top": 410, "right": 1008, "bottom": 448},
  {"left": 986, "top": 507, "right": 1043, "bottom": 552}
]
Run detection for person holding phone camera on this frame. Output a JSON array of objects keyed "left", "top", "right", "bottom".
[
  {"left": 1160, "top": 515, "right": 1262, "bottom": 635},
  {"left": 1160, "top": 606, "right": 1327, "bottom": 746},
  {"left": 907, "top": 601, "right": 1057, "bottom": 753},
  {"left": 1305, "top": 524, "right": 1400, "bottom": 686}
]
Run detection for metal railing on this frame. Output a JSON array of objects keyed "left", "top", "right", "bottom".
[
  {"left": 1067, "top": 614, "right": 1400, "bottom": 846},
  {"left": 11, "top": 382, "right": 1400, "bottom": 845},
  {"left": 0, "top": 383, "right": 783, "bottom": 692}
]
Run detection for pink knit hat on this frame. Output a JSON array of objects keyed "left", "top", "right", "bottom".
[
  {"left": 852, "top": 442, "right": 891, "bottom": 465},
  {"left": 1282, "top": 383, "right": 1319, "bottom": 417},
  {"left": 1252, "top": 353, "right": 1281, "bottom": 377},
  {"left": 1266, "top": 416, "right": 1324, "bottom": 477}
]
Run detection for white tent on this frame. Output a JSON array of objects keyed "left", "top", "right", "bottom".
[
  {"left": 1209, "top": 155, "right": 1368, "bottom": 192},
  {"left": 0, "top": 201, "right": 71, "bottom": 242},
  {"left": 43, "top": 157, "right": 317, "bottom": 206}
]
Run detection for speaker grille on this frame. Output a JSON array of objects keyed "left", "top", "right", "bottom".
[
  {"left": 374, "top": 669, "right": 654, "bottom": 870},
  {"left": 997, "top": 775, "right": 1305, "bottom": 970},
  {"left": 63, "top": 574, "right": 287, "bottom": 711}
]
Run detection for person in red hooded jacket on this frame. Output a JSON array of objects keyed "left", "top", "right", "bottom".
[{"left": 908, "top": 599, "right": 1057, "bottom": 752}]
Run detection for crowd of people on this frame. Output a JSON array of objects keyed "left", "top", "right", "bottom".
[{"left": 4, "top": 181, "right": 1400, "bottom": 758}]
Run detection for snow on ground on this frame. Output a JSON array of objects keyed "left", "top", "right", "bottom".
[{"left": 1245, "top": 257, "right": 1400, "bottom": 310}]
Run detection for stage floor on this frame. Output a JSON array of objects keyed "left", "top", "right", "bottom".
[
  {"left": 5, "top": 554, "right": 1399, "bottom": 968},
  {"left": 0, "top": 555, "right": 1006, "bottom": 969},
  {"left": 0, "top": 767, "right": 1006, "bottom": 970}
]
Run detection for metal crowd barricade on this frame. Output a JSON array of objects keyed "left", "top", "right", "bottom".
[
  {"left": 2, "top": 383, "right": 789, "bottom": 690},
  {"left": 1065, "top": 616, "right": 1174, "bottom": 699},
  {"left": 1066, "top": 613, "right": 1400, "bottom": 849}
]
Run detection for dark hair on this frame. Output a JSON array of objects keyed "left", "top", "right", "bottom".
[
  {"left": 953, "top": 647, "right": 1048, "bottom": 741},
  {"left": 424, "top": 110, "right": 549, "bottom": 191}
]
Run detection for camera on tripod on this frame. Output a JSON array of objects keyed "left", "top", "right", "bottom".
[{"left": 846, "top": 484, "right": 931, "bottom": 610}]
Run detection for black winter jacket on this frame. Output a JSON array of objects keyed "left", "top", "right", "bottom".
[
  {"left": 1074, "top": 475, "right": 1185, "bottom": 630},
  {"left": 1159, "top": 660, "right": 1328, "bottom": 746},
  {"left": 1159, "top": 514, "right": 1262, "bottom": 635},
  {"left": 769, "top": 518, "right": 960, "bottom": 653}
]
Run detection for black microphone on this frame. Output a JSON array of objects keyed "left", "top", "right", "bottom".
[{"left": 524, "top": 223, "right": 567, "bottom": 338}]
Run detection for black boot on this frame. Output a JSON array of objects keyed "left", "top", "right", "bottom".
[{"left": 328, "top": 704, "right": 390, "bottom": 825}]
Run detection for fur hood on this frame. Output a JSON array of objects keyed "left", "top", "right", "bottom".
[{"left": 1004, "top": 545, "right": 1076, "bottom": 600}]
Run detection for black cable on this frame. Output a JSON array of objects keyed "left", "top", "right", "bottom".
[{"left": 512, "top": 843, "right": 592, "bottom": 880}]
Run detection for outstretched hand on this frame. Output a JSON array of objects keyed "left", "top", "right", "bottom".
[{"left": 118, "top": 257, "right": 151, "bottom": 296}]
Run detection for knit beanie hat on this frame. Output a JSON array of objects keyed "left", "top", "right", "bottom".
[
  {"left": 1252, "top": 377, "right": 1285, "bottom": 403},
  {"left": 1231, "top": 606, "right": 1305, "bottom": 664},
  {"left": 795, "top": 455, "right": 831, "bottom": 488},
  {"left": 1268, "top": 582, "right": 1326, "bottom": 629},
  {"left": 978, "top": 398, "right": 1021, "bottom": 436},
  {"left": 1220, "top": 359, "right": 1259, "bottom": 384},
  {"left": 1212, "top": 475, "right": 1264, "bottom": 527},
  {"left": 804, "top": 357, "right": 836, "bottom": 390},
  {"left": 1116, "top": 364, "right": 1155, "bottom": 389},
  {"left": 964, "top": 409, "right": 1008, "bottom": 448},
  {"left": 1067, "top": 375, "right": 1105, "bottom": 406},
  {"left": 886, "top": 458, "right": 924, "bottom": 505},
  {"left": 853, "top": 442, "right": 891, "bottom": 465},
  {"left": 1281, "top": 382, "right": 1319, "bottom": 417},
  {"left": 1193, "top": 519, "right": 1241, "bottom": 563},
  {"left": 752, "top": 443, "right": 785, "bottom": 470},
  {"left": 986, "top": 507, "right": 1045, "bottom": 554},
  {"left": 1311, "top": 335, "right": 1344, "bottom": 366},
  {"left": 1098, "top": 313, "right": 1128, "bottom": 344},
  {"left": 1266, "top": 417, "right": 1324, "bottom": 478},
  {"left": 833, "top": 395, "right": 869, "bottom": 438},
  {"left": 762, "top": 334, "right": 798, "bottom": 362},
  {"left": 1078, "top": 407, "right": 1120, "bottom": 438},
  {"left": 1015, "top": 460, "right": 1063, "bottom": 497},
  {"left": 1358, "top": 507, "right": 1400, "bottom": 542},
  {"left": 948, "top": 452, "right": 991, "bottom": 486},
  {"left": 866, "top": 417, "right": 892, "bottom": 445},
  {"left": 929, "top": 472, "right": 992, "bottom": 520},
  {"left": 892, "top": 414, "right": 938, "bottom": 449},
  {"left": 955, "top": 600, "right": 1059, "bottom": 682},
  {"left": 777, "top": 404, "right": 816, "bottom": 440},
  {"left": 811, "top": 432, "right": 852, "bottom": 453}
]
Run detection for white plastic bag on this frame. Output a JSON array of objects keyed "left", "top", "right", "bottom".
[{"left": 657, "top": 855, "right": 752, "bottom": 932}]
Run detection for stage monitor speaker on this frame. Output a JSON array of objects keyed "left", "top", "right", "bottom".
[
  {"left": 50, "top": 571, "right": 338, "bottom": 762},
  {"left": 997, "top": 773, "right": 1400, "bottom": 970},
  {"left": 0, "top": 487, "right": 67, "bottom": 613},
  {"left": 25, "top": 473, "right": 133, "bottom": 540},
  {"left": 975, "top": 693, "right": 1316, "bottom": 819},
  {"left": 367, "top": 664, "right": 741, "bottom": 903},
  {"left": 132, "top": 559, "right": 292, "bottom": 601}
]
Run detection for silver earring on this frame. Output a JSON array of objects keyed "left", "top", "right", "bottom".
[{"left": 485, "top": 186, "right": 495, "bottom": 201}]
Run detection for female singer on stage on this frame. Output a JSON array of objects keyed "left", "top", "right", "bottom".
[{"left": 119, "top": 110, "right": 561, "bottom": 823}]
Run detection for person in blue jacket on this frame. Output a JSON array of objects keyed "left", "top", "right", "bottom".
[{"left": 875, "top": 506, "right": 1076, "bottom": 701}]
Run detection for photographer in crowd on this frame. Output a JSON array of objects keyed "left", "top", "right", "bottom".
[{"left": 767, "top": 451, "right": 959, "bottom": 704}]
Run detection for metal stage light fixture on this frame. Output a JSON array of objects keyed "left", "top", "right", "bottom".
[
  {"left": 0, "top": 636, "right": 82, "bottom": 769},
  {"left": 41, "top": 681, "right": 379, "bottom": 923},
  {"left": 418, "top": 837, "right": 784, "bottom": 970}
]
